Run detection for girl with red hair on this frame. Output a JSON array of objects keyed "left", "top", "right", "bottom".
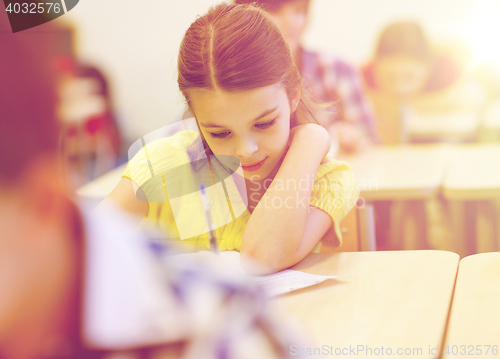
[{"left": 106, "top": 3, "right": 358, "bottom": 274}]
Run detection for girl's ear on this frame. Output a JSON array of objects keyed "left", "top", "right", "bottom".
[{"left": 291, "top": 88, "right": 302, "bottom": 113}]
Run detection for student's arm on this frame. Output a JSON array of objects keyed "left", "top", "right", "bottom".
[
  {"left": 240, "top": 123, "right": 334, "bottom": 274},
  {"left": 98, "top": 134, "right": 187, "bottom": 224},
  {"left": 329, "top": 121, "right": 372, "bottom": 154},
  {"left": 99, "top": 177, "right": 149, "bottom": 225}
]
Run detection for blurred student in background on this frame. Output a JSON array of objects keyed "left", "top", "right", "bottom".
[
  {"left": 235, "top": 0, "right": 380, "bottom": 154},
  {"left": 57, "top": 59, "right": 123, "bottom": 187},
  {"left": 362, "top": 21, "right": 486, "bottom": 144},
  {"left": 361, "top": 21, "right": 489, "bottom": 250},
  {"left": 0, "top": 16, "right": 302, "bottom": 359},
  {"left": 364, "top": 22, "right": 461, "bottom": 98}
]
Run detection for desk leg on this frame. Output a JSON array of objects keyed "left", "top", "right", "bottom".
[
  {"left": 446, "top": 200, "right": 495, "bottom": 256},
  {"left": 447, "top": 200, "right": 477, "bottom": 256},
  {"left": 460, "top": 200, "right": 500, "bottom": 255},
  {"left": 406, "top": 200, "right": 429, "bottom": 250},
  {"left": 462, "top": 200, "right": 500, "bottom": 254},
  {"left": 373, "top": 200, "right": 393, "bottom": 250},
  {"left": 496, "top": 200, "right": 500, "bottom": 252},
  {"left": 449, "top": 200, "right": 466, "bottom": 257},
  {"left": 476, "top": 200, "right": 500, "bottom": 252},
  {"left": 463, "top": 201, "right": 478, "bottom": 256},
  {"left": 389, "top": 200, "right": 429, "bottom": 250}
]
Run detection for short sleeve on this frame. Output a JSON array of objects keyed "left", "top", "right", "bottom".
[
  {"left": 309, "top": 157, "right": 359, "bottom": 247},
  {"left": 122, "top": 130, "right": 202, "bottom": 203}
]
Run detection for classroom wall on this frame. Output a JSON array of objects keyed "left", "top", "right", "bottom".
[
  {"left": 59, "top": 0, "right": 492, "bottom": 143},
  {"left": 303, "top": 0, "right": 481, "bottom": 63}
]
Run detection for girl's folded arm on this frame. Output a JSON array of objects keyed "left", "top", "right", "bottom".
[{"left": 241, "top": 124, "right": 333, "bottom": 274}]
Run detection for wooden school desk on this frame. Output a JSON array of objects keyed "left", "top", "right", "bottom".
[
  {"left": 407, "top": 111, "right": 480, "bottom": 143},
  {"left": 274, "top": 250, "right": 459, "bottom": 358},
  {"left": 342, "top": 145, "right": 451, "bottom": 201},
  {"left": 80, "top": 145, "right": 451, "bottom": 202},
  {"left": 77, "top": 163, "right": 127, "bottom": 206},
  {"left": 83, "top": 145, "right": 447, "bottom": 201},
  {"left": 442, "top": 144, "right": 500, "bottom": 255},
  {"left": 480, "top": 101, "right": 500, "bottom": 142},
  {"left": 341, "top": 145, "right": 452, "bottom": 249},
  {"left": 443, "top": 252, "right": 500, "bottom": 359}
]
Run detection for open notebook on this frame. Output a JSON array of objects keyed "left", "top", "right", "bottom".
[
  {"left": 218, "top": 251, "right": 337, "bottom": 297},
  {"left": 169, "top": 251, "right": 337, "bottom": 297}
]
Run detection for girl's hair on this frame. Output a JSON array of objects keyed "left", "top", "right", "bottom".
[
  {"left": 178, "top": 2, "right": 321, "bottom": 129},
  {"left": 375, "top": 21, "right": 431, "bottom": 63},
  {"left": 234, "top": 0, "right": 310, "bottom": 13}
]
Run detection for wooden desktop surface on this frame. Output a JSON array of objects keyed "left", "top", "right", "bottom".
[
  {"left": 341, "top": 145, "right": 452, "bottom": 200},
  {"left": 81, "top": 143, "right": 500, "bottom": 203},
  {"left": 76, "top": 163, "right": 127, "bottom": 200},
  {"left": 80, "top": 145, "right": 453, "bottom": 202},
  {"left": 443, "top": 252, "right": 500, "bottom": 359},
  {"left": 481, "top": 101, "right": 500, "bottom": 142},
  {"left": 484, "top": 101, "right": 500, "bottom": 131},
  {"left": 408, "top": 111, "right": 479, "bottom": 141},
  {"left": 274, "top": 251, "right": 459, "bottom": 358},
  {"left": 443, "top": 144, "right": 500, "bottom": 200}
]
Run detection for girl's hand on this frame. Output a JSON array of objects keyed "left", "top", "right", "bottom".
[
  {"left": 241, "top": 123, "right": 334, "bottom": 274},
  {"left": 332, "top": 122, "right": 371, "bottom": 154},
  {"left": 288, "top": 123, "right": 332, "bottom": 162}
]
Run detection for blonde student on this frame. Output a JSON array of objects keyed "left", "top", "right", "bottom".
[{"left": 105, "top": 3, "right": 358, "bottom": 274}]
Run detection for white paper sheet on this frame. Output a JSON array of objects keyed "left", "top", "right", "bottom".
[{"left": 219, "top": 251, "right": 337, "bottom": 297}]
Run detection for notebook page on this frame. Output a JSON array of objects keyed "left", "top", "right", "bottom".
[{"left": 219, "top": 251, "right": 337, "bottom": 297}]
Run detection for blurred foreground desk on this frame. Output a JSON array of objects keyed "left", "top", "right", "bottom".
[
  {"left": 342, "top": 145, "right": 452, "bottom": 249},
  {"left": 443, "top": 253, "right": 500, "bottom": 359},
  {"left": 276, "top": 251, "right": 459, "bottom": 358},
  {"left": 443, "top": 144, "right": 500, "bottom": 255}
]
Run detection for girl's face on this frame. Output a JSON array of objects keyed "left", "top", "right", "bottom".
[
  {"left": 190, "top": 83, "right": 293, "bottom": 181},
  {"left": 375, "top": 55, "right": 430, "bottom": 96}
]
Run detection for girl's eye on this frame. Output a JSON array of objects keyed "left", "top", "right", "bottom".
[
  {"left": 209, "top": 131, "right": 231, "bottom": 139},
  {"left": 255, "top": 119, "right": 276, "bottom": 130}
]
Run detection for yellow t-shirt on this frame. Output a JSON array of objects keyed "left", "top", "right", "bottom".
[{"left": 122, "top": 130, "right": 358, "bottom": 252}]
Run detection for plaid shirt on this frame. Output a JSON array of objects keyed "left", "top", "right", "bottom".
[{"left": 299, "top": 47, "right": 380, "bottom": 143}]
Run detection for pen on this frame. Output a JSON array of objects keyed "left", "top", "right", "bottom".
[{"left": 199, "top": 183, "right": 219, "bottom": 254}]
